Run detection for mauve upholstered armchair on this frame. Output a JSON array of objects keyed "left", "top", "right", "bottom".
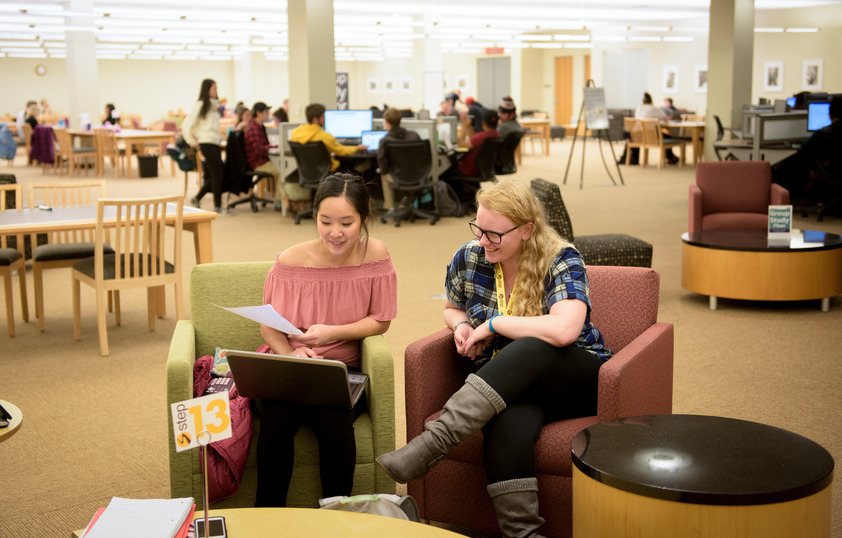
[
  {"left": 689, "top": 161, "right": 790, "bottom": 234},
  {"left": 404, "top": 266, "right": 674, "bottom": 538}
]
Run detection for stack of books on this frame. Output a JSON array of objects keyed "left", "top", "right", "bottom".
[{"left": 80, "top": 497, "right": 195, "bottom": 538}]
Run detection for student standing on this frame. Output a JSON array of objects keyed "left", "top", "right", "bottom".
[{"left": 184, "top": 79, "right": 227, "bottom": 213}]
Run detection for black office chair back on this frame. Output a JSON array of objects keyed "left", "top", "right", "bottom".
[
  {"left": 713, "top": 115, "right": 725, "bottom": 142},
  {"left": 385, "top": 140, "right": 432, "bottom": 190},
  {"left": 474, "top": 136, "right": 503, "bottom": 181},
  {"left": 495, "top": 131, "right": 525, "bottom": 175},
  {"left": 223, "top": 130, "right": 250, "bottom": 194},
  {"left": 289, "top": 142, "right": 332, "bottom": 189}
]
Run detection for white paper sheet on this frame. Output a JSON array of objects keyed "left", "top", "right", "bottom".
[{"left": 214, "top": 304, "right": 304, "bottom": 335}]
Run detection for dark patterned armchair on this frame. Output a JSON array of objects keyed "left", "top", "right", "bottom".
[
  {"left": 404, "top": 266, "right": 674, "bottom": 537},
  {"left": 531, "top": 178, "right": 653, "bottom": 267}
]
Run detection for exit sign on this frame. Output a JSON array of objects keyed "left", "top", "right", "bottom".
[{"left": 484, "top": 47, "right": 505, "bottom": 55}]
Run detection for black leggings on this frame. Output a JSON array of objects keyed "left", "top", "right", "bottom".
[
  {"left": 475, "top": 337, "right": 603, "bottom": 484},
  {"left": 196, "top": 143, "right": 224, "bottom": 208},
  {"left": 253, "top": 394, "right": 364, "bottom": 507}
]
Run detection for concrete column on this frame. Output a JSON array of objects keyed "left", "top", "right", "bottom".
[
  {"left": 705, "top": 0, "right": 754, "bottom": 159},
  {"left": 287, "top": 0, "right": 336, "bottom": 122},
  {"left": 233, "top": 49, "right": 259, "bottom": 109},
  {"left": 64, "top": 0, "right": 99, "bottom": 128}
]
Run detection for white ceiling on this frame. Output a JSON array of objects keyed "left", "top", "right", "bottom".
[{"left": 0, "top": 0, "right": 839, "bottom": 62}]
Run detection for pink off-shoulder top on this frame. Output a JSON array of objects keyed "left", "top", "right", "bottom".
[{"left": 262, "top": 255, "right": 397, "bottom": 368}]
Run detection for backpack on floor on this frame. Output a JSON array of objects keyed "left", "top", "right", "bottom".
[
  {"left": 437, "top": 181, "right": 464, "bottom": 218},
  {"left": 319, "top": 494, "right": 420, "bottom": 522}
]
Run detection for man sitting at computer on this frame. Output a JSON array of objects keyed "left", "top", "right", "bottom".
[
  {"left": 442, "top": 109, "right": 501, "bottom": 203},
  {"left": 244, "top": 102, "right": 282, "bottom": 201},
  {"left": 290, "top": 103, "right": 368, "bottom": 172},
  {"left": 377, "top": 107, "right": 421, "bottom": 210},
  {"left": 496, "top": 96, "right": 524, "bottom": 139}
]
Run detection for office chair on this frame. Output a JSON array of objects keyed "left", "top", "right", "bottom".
[
  {"left": 494, "top": 131, "right": 525, "bottom": 175},
  {"left": 379, "top": 140, "right": 438, "bottom": 226},
  {"left": 289, "top": 141, "right": 332, "bottom": 224},
  {"left": 224, "top": 130, "right": 276, "bottom": 213},
  {"left": 444, "top": 136, "right": 503, "bottom": 196},
  {"left": 713, "top": 115, "right": 742, "bottom": 161}
]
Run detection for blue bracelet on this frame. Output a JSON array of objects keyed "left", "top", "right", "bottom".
[{"left": 489, "top": 314, "right": 500, "bottom": 334}]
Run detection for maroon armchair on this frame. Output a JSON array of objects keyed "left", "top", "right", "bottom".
[
  {"left": 404, "top": 266, "right": 674, "bottom": 538},
  {"left": 689, "top": 161, "right": 790, "bottom": 233}
]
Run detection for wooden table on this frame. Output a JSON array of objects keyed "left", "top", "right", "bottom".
[
  {"left": 666, "top": 121, "right": 705, "bottom": 165},
  {"left": 0, "top": 399, "right": 22, "bottom": 442},
  {"left": 572, "top": 415, "right": 833, "bottom": 538},
  {"left": 69, "top": 129, "right": 175, "bottom": 178},
  {"left": 0, "top": 204, "right": 216, "bottom": 316},
  {"left": 521, "top": 118, "right": 551, "bottom": 156},
  {"left": 681, "top": 229, "right": 842, "bottom": 311},
  {"left": 74, "top": 507, "right": 465, "bottom": 537}
]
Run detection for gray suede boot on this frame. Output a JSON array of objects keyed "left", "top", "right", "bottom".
[
  {"left": 488, "top": 477, "right": 546, "bottom": 538},
  {"left": 376, "top": 373, "right": 506, "bottom": 484}
]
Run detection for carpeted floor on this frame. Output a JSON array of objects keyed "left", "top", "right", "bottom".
[{"left": 2, "top": 139, "right": 841, "bottom": 537}]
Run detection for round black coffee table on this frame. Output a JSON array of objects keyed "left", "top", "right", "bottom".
[
  {"left": 571, "top": 414, "right": 834, "bottom": 537},
  {"left": 681, "top": 229, "right": 842, "bottom": 311}
]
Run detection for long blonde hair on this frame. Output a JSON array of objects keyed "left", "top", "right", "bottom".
[{"left": 476, "top": 180, "right": 568, "bottom": 317}]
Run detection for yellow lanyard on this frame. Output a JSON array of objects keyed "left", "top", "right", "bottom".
[{"left": 494, "top": 262, "right": 518, "bottom": 316}]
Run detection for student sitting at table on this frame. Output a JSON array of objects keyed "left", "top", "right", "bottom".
[
  {"left": 290, "top": 103, "right": 368, "bottom": 173},
  {"left": 376, "top": 107, "right": 421, "bottom": 210},
  {"left": 635, "top": 92, "right": 678, "bottom": 164},
  {"left": 442, "top": 109, "right": 500, "bottom": 203}
]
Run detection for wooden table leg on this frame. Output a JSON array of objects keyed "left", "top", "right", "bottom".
[{"left": 186, "top": 221, "right": 214, "bottom": 264}]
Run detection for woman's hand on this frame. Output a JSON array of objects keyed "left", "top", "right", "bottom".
[
  {"left": 455, "top": 322, "right": 493, "bottom": 361},
  {"left": 290, "top": 346, "right": 323, "bottom": 359},
  {"left": 289, "top": 324, "right": 335, "bottom": 347}
]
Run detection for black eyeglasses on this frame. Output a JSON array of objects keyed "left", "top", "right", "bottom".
[{"left": 469, "top": 219, "right": 519, "bottom": 245}]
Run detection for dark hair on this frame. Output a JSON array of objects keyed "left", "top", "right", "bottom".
[
  {"left": 383, "top": 107, "right": 402, "bottom": 128},
  {"left": 313, "top": 173, "right": 373, "bottom": 243},
  {"left": 643, "top": 92, "right": 653, "bottom": 104},
  {"left": 105, "top": 103, "right": 115, "bottom": 113},
  {"left": 306, "top": 103, "right": 326, "bottom": 123},
  {"left": 273, "top": 107, "right": 289, "bottom": 123},
  {"left": 198, "top": 78, "right": 216, "bottom": 119},
  {"left": 830, "top": 97, "right": 842, "bottom": 121},
  {"left": 665, "top": 97, "right": 674, "bottom": 105},
  {"left": 482, "top": 109, "right": 499, "bottom": 129}
]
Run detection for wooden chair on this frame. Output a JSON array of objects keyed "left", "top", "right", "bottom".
[
  {"left": 524, "top": 111, "right": 548, "bottom": 154},
  {"left": 0, "top": 183, "right": 28, "bottom": 336},
  {"left": 20, "top": 123, "right": 33, "bottom": 164},
  {"left": 28, "top": 181, "right": 112, "bottom": 332},
  {"left": 53, "top": 128, "right": 96, "bottom": 177},
  {"left": 639, "top": 118, "right": 685, "bottom": 169},
  {"left": 93, "top": 129, "right": 127, "bottom": 177},
  {"left": 623, "top": 117, "right": 646, "bottom": 166},
  {"left": 72, "top": 195, "right": 184, "bottom": 356}
]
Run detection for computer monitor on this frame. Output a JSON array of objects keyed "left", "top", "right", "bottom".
[
  {"left": 807, "top": 101, "right": 832, "bottom": 132},
  {"left": 360, "top": 130, "right": 388, "bottom": 151},
  {"left": 786, "top": 97, "right": 797, "bottom": 109},
  {"left": 324, "top": 110, "right": 373, "bottom": 139}
]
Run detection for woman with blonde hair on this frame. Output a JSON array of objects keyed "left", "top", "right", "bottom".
[{"left": 377, "top": 179, "right": 611, "bottom": 537}]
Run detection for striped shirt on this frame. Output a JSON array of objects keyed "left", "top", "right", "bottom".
[{"left": 445, "top": 239, "right": 612, "bottom": 362}]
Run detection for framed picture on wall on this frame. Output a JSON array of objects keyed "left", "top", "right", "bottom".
[
  {"left": 383, "top": 77, "right": 396, "bottom": 94},
  {"left": 400, "top": 76, "right": 413, "bottom": 93},
  {"left": 694, "top": 65, "right": 708, "bottom": 93},
  {"left": 763, "top": 61, "right": 784, "bottom": 92},
  {"left": 456, "top": 74, "right": 469, "bottom": 93},
  {"left": 367, "top": 77, "right": 380, "bottom": 94},
  {"left": 662, "top": 66, "right": 679, "bottom": 94},
  {"left": 802, "top": 59, "right": 823, "bottom": 91}
]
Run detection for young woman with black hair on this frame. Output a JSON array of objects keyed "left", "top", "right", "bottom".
[
  {"left": 254, "top": 173, "right": 397, "bottom": 506},
  {"left": 182, "top": 78, "right": 227, "bottom": 213}
]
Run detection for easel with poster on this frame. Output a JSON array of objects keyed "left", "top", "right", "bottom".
[{"left": 563, "top": 80, "right": 624, "bottom": 189}]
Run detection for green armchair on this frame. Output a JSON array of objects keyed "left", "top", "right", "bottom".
[{"left": 166, "top": 262, "right": 396, "bottom": 509}]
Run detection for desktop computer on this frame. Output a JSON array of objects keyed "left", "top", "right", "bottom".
[
  {"left": 807, "top": 101, "right": 832, "bottom": 132},
  {"left": 324, "top": 110, "right": 374, "bottom": 143}
]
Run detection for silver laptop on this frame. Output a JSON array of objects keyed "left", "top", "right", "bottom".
[
  {"left": 225, "top": 349, "right": 368, "bottom": 409},
  {"left": 361, "top": 130, "right": 388, "bottom": 151}
]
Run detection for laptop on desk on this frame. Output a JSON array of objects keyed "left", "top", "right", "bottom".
[
  {"left": 361, "top": 130, "right": 388, "bottom": 152},
  {"left": 225, "top": 349, "right": 368, "bottom": 409}
]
